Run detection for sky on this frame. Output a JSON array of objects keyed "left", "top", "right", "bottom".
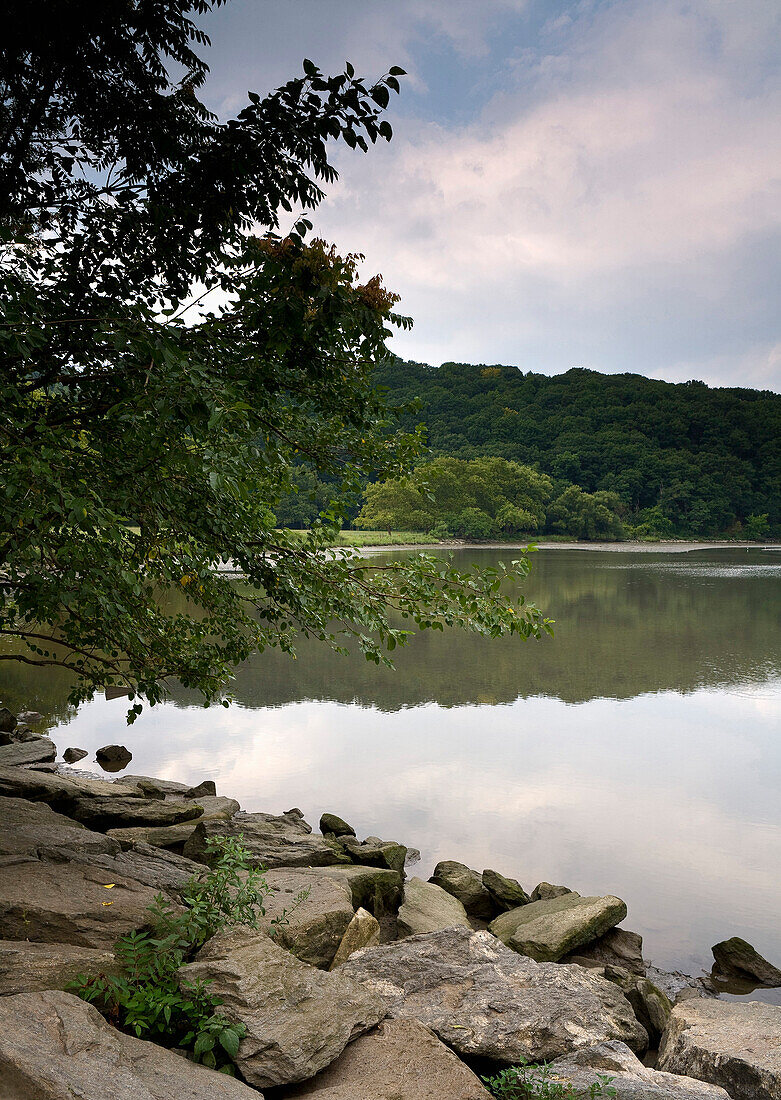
[{"left": 197, "top": 0, "right": 781, "bottom": 391}]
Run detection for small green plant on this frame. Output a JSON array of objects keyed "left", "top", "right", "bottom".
[
  {"left": 483, "top": 1058, "right": 616, "bottom": 1099},
  {"left": 70, "top": 834, "right": 308, "bottom": 1073}
]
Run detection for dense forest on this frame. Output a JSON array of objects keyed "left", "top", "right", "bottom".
[
  {"left": 276, "top": 361, "right": 781, "bottom": 539},
  {"left": 367, "top": 361, "right": 781, "bottom": 538}
]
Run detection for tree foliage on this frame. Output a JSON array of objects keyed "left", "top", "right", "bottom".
[
  {"left": 0, "top": 1, "right": 550, "bottom": 715},
  {"left": 376, "top": 360, "right": 781, "bottom": 537}
]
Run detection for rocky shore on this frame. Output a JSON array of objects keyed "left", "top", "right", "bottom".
[{"left": 1, "top": 708, "right": 780, "bottom": 1099}]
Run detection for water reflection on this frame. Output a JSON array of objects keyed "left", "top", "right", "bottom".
[{"left": 2, "top": 548, "right": 780, "bottom": 990}]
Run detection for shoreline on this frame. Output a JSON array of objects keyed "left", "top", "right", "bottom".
[{"left": 355, "top": 539, "right": 780, "bottom": 554}]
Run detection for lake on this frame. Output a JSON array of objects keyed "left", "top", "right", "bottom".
[{"left": 6, "top": 547, "right": 781, "bottom": 997}]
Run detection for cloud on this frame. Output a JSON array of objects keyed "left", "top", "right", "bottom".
[{"left": 303, "top": 0, "right": 781, "bottom": 386}]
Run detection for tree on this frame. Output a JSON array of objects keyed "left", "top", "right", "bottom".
[
  {"left": 1, "top": 1, "right": 551, "bottom": 717},
  {"left": 545, "top": 486, "right": 625, "bottom": 540}
]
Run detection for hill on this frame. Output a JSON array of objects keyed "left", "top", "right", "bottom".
[{"left": 374, "top": 361, "right": 781, "bottom": 537}]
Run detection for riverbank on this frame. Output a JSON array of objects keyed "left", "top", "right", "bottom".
[
  {"left": 355, "top": 538, "right": 780, "bottom": 554},
  {"left": 1, "top": 706, "right": 781, "bottom": 1097}
]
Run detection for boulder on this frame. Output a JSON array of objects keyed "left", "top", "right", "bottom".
[
  {"left": 179, "top": 926, "right": 389, "bottom": 1089},
  {"left": 339, "top": 927, "right": 647, "bottom": 1062},
  {"left": 429, "top": 860, "right": 495, "bottom": 919},
  {"left": 603, "top": 965, "right": 672, "bottom": 1047},
  {"left": 482, "top": 867, "right": 530, "bottom": 911},
  {"left": 0, "top": 737, "right": 57, "bottom": 767},
  {"left": 489, "top": 892, "right": 627, "bottom": 962},
  {"left": 107, "top": 796, "right": 238, "bottom": 849},
  {"left": 711, "top": 936, "right": 781, "bottom": 986},
  {"left": 278, "top": 1017, "right": 491, "bottom": 1099},
  {"left": 183, "top": 813, "right": 350, "bottom": 869},
  {"left": 338, "top": 835, "right": 407, "bottom": 875},
  {"left": 65, "top": 842, "right": 205, "bottom": 893},
  {"left": 0, "top": 764, "right": 144, "bottom": 808},
  {"left": 314, "top": 864, "right": 403, "bottom": 916},
  {"left": 397, "top": 877, "right": 471, "bottom": 937},
  {"left": 95, "top": 743, "right": 132, "bottom": 771},
  {"left": 549, "top": 1040, "right": 730, "bottom": 1098},
  {"left": 565, "top": 927, "right": 646, "bottom": 975},
  {"left": 531, "top": 881, "right": 573, "bottom": 901},
  {"left": 0, "top": 940, "right": 120, "bottom": 995},
  {"left": 645, "top": 964, "right": 718, "bottom": 1003},
  {"left": 185, "top": 779, "right": 217, "bottom": 799},
  {"left": 0, "top": 706, "right": 17, "bottom": 733},
  {"left": 121, "top": 774, "right": 191, "bottom": 796},
  {"left": 329, "top": 908, "right": 381, "bottom": 970},
  {"left": 320, "top": 812, "right": 356, "bottom": 837},
  {"left": 67, "top": 795, "right": 204, "bottom": 831},
  {"left": 0, "top": 797, "right": 120, "bottom": 860},
  {"left": 259, "top": 868, "right": 355, "bottom": 968},
  {"left": 0, "top": 855, "right": 174, "bottom": 948},
  {"left": 0, "top": 989, "right": 261, "bottom": 1099},
  {"left": 658, "top": 999, "right": 781, "bottom": 1100},
  {"left": 62, "top": 747, "right": 88, "bottom": 763}
]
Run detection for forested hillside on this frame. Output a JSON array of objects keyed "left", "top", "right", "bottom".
[{"left": 372, "top": 360, "right": 781, "bottom": 537}]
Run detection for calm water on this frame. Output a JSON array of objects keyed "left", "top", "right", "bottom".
[{"left": 4, "top": 548, "right": 781, "bottom": 994}]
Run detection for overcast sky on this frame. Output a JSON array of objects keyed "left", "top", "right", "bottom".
[{"left": 198, "top": 0, "right": 781, "bottom": 391}]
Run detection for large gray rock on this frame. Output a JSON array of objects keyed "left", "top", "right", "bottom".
[
  {"left": 340, "top": 926, "right": 647, "bottom": 1062},
  {"left": 278, "top": 1017, "right": 491, "bottom": 1099},
  {"left": 95, "top": 743, "right": 132, "bottom": 770},
  {"left": 0, "top": 940, "right": 120, "bottom": 995},
  {"left": 121, "top": 773, "right": 191, "bottom": 796},
  {"left": 179, "top": 926, "right": 389, "bottom": 1089},
  {"left": 397, "top": 877, "right": 471, "bottom": 937},
  {"left": 429, "top": 860, "right": 495, "bottom": 920},
  {"left": 0, "top": 989, "right": 261, "bottom": 1099},
  {"left": 313, "top": 864, "right": 403, "bottom": 916},
  {"left": 260, "top": 868, "right": 355, "bottom": 968},
  {"left": 66, "top": 795, "right": 204, "bottom": 831},
  {"left": 0, "top": 764, "right": 144, "bottom": 807},
  {"left": 62, "top": 746, "right": 88, "bottom": 764},
  {"left": 645, "top": 964, "right": 718, "bottom": 1004},
  {"left": 531, "top": 881, "right": 573, "bottom": 901},
  {"left": 0, "top": 797, "right": 120, "bottom": 860},
  {"left": 0, "top": 737, "right": 56, "bottom": 767},
  {"left": 329, "top": 908, "right": 381, "bottom": 970},
  {"left": 712, "top": 936, "right": 781, "bottom": 986},
  {"left": 64, "top": 843, "right": 205, "bottom": 893},
  {"left": 550, "top": 1041, "right": 730, "bottom": 1098},
  {"left": 565, "top": 927, "right": 646, "bottom": 975},
  {"left": 658, "top": 999, "right": 781, "bottom": 1100},
  {"left": 106, "top": 796, "right": 239, "bottom": 849},
  {"left": 338, "top": 835, "right": 407, "bottom": 875},
  {"left": 0, "top": 706, "right": 16, "bottom": 733},
  {"left": 489, "top": 893, "right": 627, "bottom": 962},
  {"left": 183, "top": 812, "right": 350, "bottom": 869},
  {"left": 320, "top": 812, "right": 355, "bottom": 837},
  {"left": 0, "top": 855, "right": 173, "bottom": 948},
  {"left": 482, "top": 867, "right": 530, "bottom": 911}
]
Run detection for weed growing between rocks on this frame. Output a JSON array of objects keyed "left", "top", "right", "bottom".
[
  {"left": 70, "top": 834, "right": 309, "bottom": 1073},
  {"left": 484, "top": 1058, "right": 617, "bottom": 1099}
]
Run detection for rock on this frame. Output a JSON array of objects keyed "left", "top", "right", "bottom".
[
  {"left": 17, "top": 709, "right": 44, "bottom": 725},
  {"left": 95, "top": 743, "right": 133, "bottom": 771},
  {"left": 121, "top": 773, "right": 191, "bottom": 796},
  {"left": 531, "top": 881, "right": 573, "bottom": 901},
  {"left": 320, "top": 812, "right": 356, "bottom": 837},
  {"left": 260, "top": 868, "right": 355, "bottom": 968},
  {"left": 0, "top": 854, "right": 175, "bottom": 948},
  {"left": 0, "top": 796, "right": 120, "bottom": 860},
  {"left": 658, "top": 999, "right": 781, "bottom": 1100},
  {"left": 183, "top": 813, "right": 350, "bottom": 869},
  {"left": 340, "top": 927, "right": 647, "bottom": 1062},
  {"left": 278, "top": 1017, "right": 492, "bottom": 1099},
  {"left": 329, "top": 908, "right": 381, "bottom": 970},
  {"left": 314, "top": 864, "right": 403, "bottom": 916},
  {"left": 482, "top": 867, "right": 531, "bottom": 911},
  {"left": 429, "top": 860, "right": 495, "bottom": 919},
  {"left": 0, "top": 737, "right": 57, "bottom": 767},
  {"left": 0, "top": 989, "right": 261, "bottom": 1099},
  {"left": 0, "top": 725, "right": 42, "bottom": 745},
  {"left": 711, "top": 936, "right": 781, "bottom": 986},
  {"left": 179, "top": 926, "right": 389, "bottom": 1089},
  {"left": 489, "top": 892, "right": 627, "bottom": 962},
  {"left": 0, "top": 764, "right": 144, "bottom": 808},
  {"left": 0, "top": 940, "right": 120, "bottom": 995},
  {"left": 67, "top": 794, "right": 204, "bottom": 831},
  {"left": 0, "top": 706, "right": 17, "bottom": 733},
  {"left": 645, "top": 965, "right": 718, "bottom": 1003},
  {"left": 564, "top": 927, "right": 646, "bottom": 975},
  {"left": 397, "top": 877, "right": 471, "bottom": 937},
  {"left": 185, "top": 779, "right": 217, "bottom": 799},
  {"left": 62, "top": 746, "right": 88, "bottom": 763},
  {"left": 66, "top": 843, "right": 205, "bottom": 893},
  {"left": 549, "top": 1040, "right": 730, "bottom": 1098},
  {"left": 107, "top": 796, "right": 238, "bottom": 849},
  {"left": 604, "top": 965, "right": 672, "bottom": 1047},
  {"left": 338, "top": 835, "right": 407, "bottom": 875}
]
